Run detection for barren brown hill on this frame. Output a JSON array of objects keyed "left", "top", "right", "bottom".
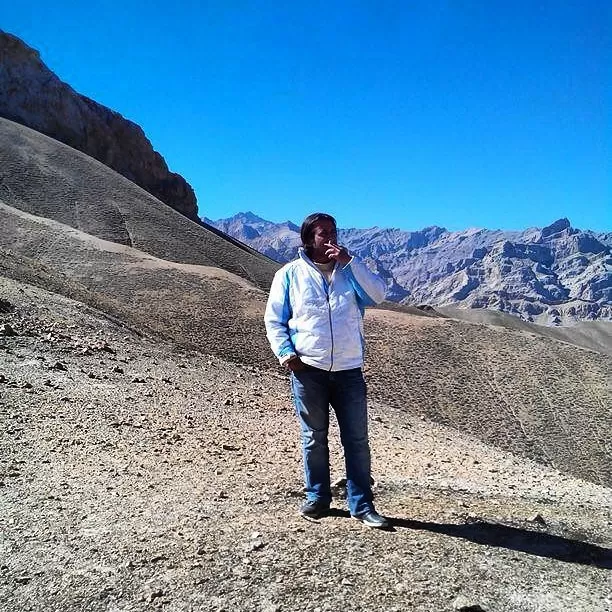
[
  {"left": 438, "top": 306, "right": 612, "bottom": 358},
  {"left": 1, "top": 116, "right": 611, "bottom": 490},
  {"left": 1, "top": 116, "right": 611, "bottom": 611},
  {"left": 0, "top": 117, "right": 278, "bottom": 291}
]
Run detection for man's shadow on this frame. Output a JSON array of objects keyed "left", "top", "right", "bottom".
[
  {"left": 327, "top": 510, "right": 612, "bottom": 569},
  {"left": 392, "top": 516, "right": 612, "bottom": 569}
]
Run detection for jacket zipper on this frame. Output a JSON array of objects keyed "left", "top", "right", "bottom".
[
  {"left": 327, "top": 266, "right": 337, "bottom": 371},
  {"left": 302, "top": 251, "right": 336, "bottom": 371},
  {"left": 325, "top": 284, "right": 334, "bottom": 371}
]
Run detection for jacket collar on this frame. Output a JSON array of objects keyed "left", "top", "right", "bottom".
[{"left": 298, "top": 247, "right": 338, "bottom": 280}]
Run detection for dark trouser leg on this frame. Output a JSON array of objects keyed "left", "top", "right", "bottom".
[
  {"left": 330, "top": 368, "right": 373, "bottom": 516},
  {"left": 291, "top": 368, "right": 332, "bottom": 505}
]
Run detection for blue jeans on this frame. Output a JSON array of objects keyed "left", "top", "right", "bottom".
[{"left": 290, "top": 366, "right": 374, "bottom": 516}]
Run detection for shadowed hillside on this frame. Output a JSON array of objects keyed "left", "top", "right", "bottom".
[
  {"left": 0, "top": 31, "right": 198, "bottom": 220},
  {"left": 0, "top": 117, "right": 610, "bottom": 488},
  {"left": 1, "top": 109, "right": 612, "bottom": 612},
  {"left": 0, "top": 117, "right": 279, "bottom": 291}
]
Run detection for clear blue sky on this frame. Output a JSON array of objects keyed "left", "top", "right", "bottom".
[{"left": 4, "top": 1, "right": 610, "bottom": 231}]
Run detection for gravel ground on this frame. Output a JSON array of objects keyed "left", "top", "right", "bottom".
[{"left": 1, "top": 278, "right": 611, "bottom": 612}]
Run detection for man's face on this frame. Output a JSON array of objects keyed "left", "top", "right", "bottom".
[{"left": 310, "top": 220, "right": 338, "bottom": 259}]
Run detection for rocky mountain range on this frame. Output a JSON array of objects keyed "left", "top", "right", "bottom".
[
  {"left": 206, "top": 213, "right": 612, "bottom": 325},
  {"left": 1, "top": 30, "right": 611, "bottom": 610},
  {"left": 0, "top": 31, "right": 198, "bottom": 221},
  {"left": 2, "top": 113, "right": 611, "bottom": 612},
  {"left": 3, "top": 28, "right": 609, "bottom": 328}
]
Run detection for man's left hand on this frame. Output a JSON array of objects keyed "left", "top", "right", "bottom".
[{"left": 324, "top": 242, "right": 351, "bottom": 266}]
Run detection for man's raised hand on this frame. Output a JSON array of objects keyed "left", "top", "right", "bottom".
[{"left": 324, "top": 242, "right": 351, "bottom": 266}]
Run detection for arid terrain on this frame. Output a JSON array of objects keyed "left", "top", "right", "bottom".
[{"left": 1, "top": 116, "right": 611, "bottom": 611}]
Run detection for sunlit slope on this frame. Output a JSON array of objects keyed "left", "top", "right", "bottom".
[
  {"left": 1, "top": 116, "right": 610, "bottom": 488},
  {"left": 0, "top": 117, "right": 278, "bottom": 290},
  {"left": 2, "top": 199, "right": 611, "bottom": 487},
  {"left": 439, "top": 305, "right": 612, "bottom": 357},
  {"left": 364, "top": 309, "right": 611, "bottom": 487}
]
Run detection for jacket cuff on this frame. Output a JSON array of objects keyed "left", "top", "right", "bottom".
[{"left": 279, "top": 353, "right": 297, "bottom": 365}]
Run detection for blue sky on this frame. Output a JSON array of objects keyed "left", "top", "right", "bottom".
[{"left": 3, "top": 1, "right": 610, "bottom": 232}]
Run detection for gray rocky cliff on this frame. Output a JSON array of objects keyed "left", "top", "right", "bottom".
[
  {"left": 0, "top": 31, "right": 198, "bottom": 220},
  {"left": 207, "top": 213, "right": 612, "bottom": 325}
]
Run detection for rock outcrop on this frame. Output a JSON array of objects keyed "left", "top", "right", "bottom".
[
  {"left": 0, "top": 31, "right": 198, "bottom": 220},
  {"left": 207, "top": 213, "right": 612, "bottom": 325}
]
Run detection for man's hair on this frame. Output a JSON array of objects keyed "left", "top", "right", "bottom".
[{"left": 300, "top": 213, "right": 337, "bottom": 247}]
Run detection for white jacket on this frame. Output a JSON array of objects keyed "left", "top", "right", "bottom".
[{"left": 264, "top": 248, "right": 386, "bottom": 371}]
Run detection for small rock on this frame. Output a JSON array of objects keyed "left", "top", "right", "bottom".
[
  {"left": 148, "top": 589, "right": 164, "bottom": 602},
  {"left": 452, "top": 595, "right": 486, "bottom": 611},
  {"left": 341, "top": 578, "right": 353, "bottom": 586},
  {"left": 0, "top": 299, "right": 14, "bottom": 313},
  {"left": 52, "top": 361, "right": 67, "bottom": 371},
  {"left": 249, "top": 540, "right": 265, "bottom": 551},
  {"left": 131, "top": 377, "right": 146, "bottom": 383},
  {"left": 0, "top": 323, "right": 17, "bottom": 336},
  {"left": 112, "top": 366, "right": 124, "bottom": 374},
  {"left": 528, "top": 513, "right": 546, "bottom": 525}
]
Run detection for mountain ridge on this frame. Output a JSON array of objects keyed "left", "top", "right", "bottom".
[{"left": 207, "top": 212, "right": 612, "bottom": 326}]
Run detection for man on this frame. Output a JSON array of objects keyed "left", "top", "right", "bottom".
[{"left": 264, "top": 212, "right": 389, "bottom": 529}]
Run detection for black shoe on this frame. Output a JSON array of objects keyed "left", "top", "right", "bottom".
[
  {"left": 299, "top": 500, "right": 329, "bottom": 521},
  {"left": 353, "top": 510, "right": 389, "bottom": 529}
]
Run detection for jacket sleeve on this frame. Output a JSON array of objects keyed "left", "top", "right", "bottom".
[
  {"left": 264, "top": 267, "right": 297, "bottom": 363},
  {"left": 342, "top": 256, "right": 387, "bottom": 307}
]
